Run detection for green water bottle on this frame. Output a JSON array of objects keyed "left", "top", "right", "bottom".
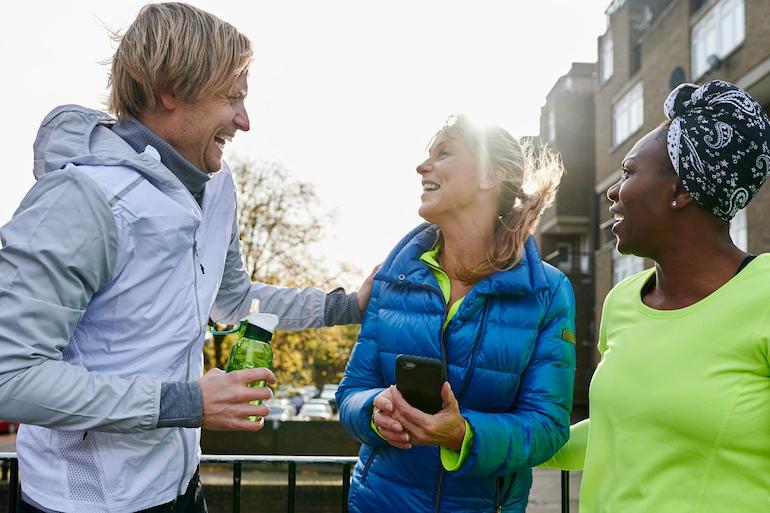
[{"left": 217, "top": 312, "right": 279, "bottom": 422}]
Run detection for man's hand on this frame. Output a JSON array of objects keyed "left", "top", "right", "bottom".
[
  {"left": 199, "top": 367, "right": 276, "bottom": 431},
  {"left": 372, "top": 386, "right": 411, "bottom": 449},
  {"left": 357, "top": 264, "right": 380, "bottom": 314},
  {"left": 389, "top": 383, "right": 466, "bottom": 450}
]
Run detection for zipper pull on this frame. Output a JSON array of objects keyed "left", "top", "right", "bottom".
[{"left": 200, "top": 264, "right": 205, "bottom": 274}]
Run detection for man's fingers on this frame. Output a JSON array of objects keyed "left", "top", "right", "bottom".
[
  {"left": 236, "top": 386, "right": 273, "bottom": 403},
  {"left": 231, "top": 367, "right": 276, "bottom": 385}
]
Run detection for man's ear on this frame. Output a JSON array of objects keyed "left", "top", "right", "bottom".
[
  {"left": 158, "top": 91, "right": 178, "bottom": 111},
  {"left": 481, "top": 167, "right": 506, "bottom": 191}
]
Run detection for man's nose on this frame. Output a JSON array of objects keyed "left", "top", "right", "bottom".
[{"left": 235, "top": 107, "right": 250, "bottom": 132}]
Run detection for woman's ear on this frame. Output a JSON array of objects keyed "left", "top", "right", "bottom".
[
  {"left": 670, "top": 179, "right": 693, "bottom": 209},
  {"left": 481, "top": 167, "right": 506, "bottom": 191}
]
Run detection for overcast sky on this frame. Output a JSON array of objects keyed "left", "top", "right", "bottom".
[{"left": 0, "top": 0, "right": 610, "bottom": 284}]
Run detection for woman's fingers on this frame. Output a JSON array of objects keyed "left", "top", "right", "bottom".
[
  {"left": 373, "top": 409, "right": 403, "bottom": 433},
  {"left": 378, "top": 426, "right": 411, "bottom": 449}
]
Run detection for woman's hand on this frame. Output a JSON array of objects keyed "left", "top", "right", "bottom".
[
  {"left": 372, "top": 387, "right": 411, "bottom": 449},
  {"left": 389, "top": 383, "right": 466, "bottom": 450}
]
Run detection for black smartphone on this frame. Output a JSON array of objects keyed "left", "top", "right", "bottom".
[{"left": 395, "top": 354, "right": 446, "bottom": 414}]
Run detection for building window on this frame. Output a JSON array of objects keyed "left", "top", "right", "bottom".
[
  {"left": 691, "top": 0, "right": 745, "bottom": 79},
  {"left": 601, "top": 31, "right": 614, "bottom": 83},
  {"left": 579, "top": 236, "right": 591, "bottom": 274},
  {"left": 729, "top": 208, "right": 747, "bottom": 251},
  {"left": 547, "top": 109, "right": 556, "bottom": 143},
  {"left": 612, "top": 82, "right": 644, "bottom": 147},
  {"left": 612, "top": 251, "right": 645, "bottom": 285}
]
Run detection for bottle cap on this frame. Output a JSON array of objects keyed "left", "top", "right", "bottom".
[{"left": 243, "top": 312, "right": 279, "bottom": 342}]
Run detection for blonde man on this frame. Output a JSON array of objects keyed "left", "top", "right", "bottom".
[{"left": 0, "top": 3, "right": 365, "bottom": 512}]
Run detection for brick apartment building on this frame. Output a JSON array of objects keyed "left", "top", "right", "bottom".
[
  {"left": 537, "top": 63, "right": 597, "bottom": 417},
  {"left": 538, "top": 0, "right": 770, "bottom": 406}
]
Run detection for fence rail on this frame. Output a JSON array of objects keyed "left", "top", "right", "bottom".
[{"left": 1, "top": 452, "right": 570, "bottom": 513}]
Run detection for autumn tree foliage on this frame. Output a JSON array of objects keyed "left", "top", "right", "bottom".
[{"left": 204, "top": 159, "right": 359, "bottom": 390}]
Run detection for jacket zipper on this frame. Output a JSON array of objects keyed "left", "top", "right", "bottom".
[
  {"left": 359, "top": 447, "right": 380, "bottom": 483},
  {"left": 178, "top": 226, "right": 204, "bottom": 493},
  {"left": 433, "top": 467, "right": 446, "bottom": 513}
]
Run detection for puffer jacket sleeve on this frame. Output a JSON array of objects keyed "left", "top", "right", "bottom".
[
  {"left": 0, "top": 170, "right": 162, "bottom": 432},
  {"left": 456, "top": 275, "right": 576, "bottom": 477},
  {"left": 335, "top": 280, "right": 389, "bottom": 447}
]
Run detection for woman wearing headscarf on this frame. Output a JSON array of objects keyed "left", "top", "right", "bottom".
[
  {"left": 337, "top": 114, "right": 577, "bottom": 512},
  {"left": 541, "top": 80, "right": 770, "bottom": 513}
]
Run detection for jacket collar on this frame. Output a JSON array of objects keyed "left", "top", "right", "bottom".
[{"left": 377, "top": 223, "right": 549, "bottom": 297}]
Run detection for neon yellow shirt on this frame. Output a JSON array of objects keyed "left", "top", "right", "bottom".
[{"left": 542, "top": 254, "right": 770, "bottom": 512}]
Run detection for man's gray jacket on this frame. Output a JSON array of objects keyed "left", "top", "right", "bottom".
[{"left": 0, "top": 105, "right": 330, "bottom": 512}]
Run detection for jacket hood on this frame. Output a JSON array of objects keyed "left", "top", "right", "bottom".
[
  {"left": 377, "top": 222, "right": 549, "bottom": 297},
  {"left": 33, "top": 105, "right": 183, "bottom": 192}
]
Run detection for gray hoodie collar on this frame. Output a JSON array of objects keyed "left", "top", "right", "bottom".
[
  {"left": 33, "top": 105, "right": 187, "bottom": 196},
  {"left": 111, "top": 116, "right": 209, "bottom": 196}
]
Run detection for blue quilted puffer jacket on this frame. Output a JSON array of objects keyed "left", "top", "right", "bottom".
[{"left": 337, "top": 223, "right": 576, "bottom": 513}]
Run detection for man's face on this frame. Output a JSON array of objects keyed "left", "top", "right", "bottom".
[{"left": 169, "top": 72, "right": 250, "bottom": 173}]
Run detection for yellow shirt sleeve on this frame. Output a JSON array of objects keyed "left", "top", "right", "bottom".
[
  {"left": 538, "top": 418, "right": 590, "bottom": 471},
  {"left": 440, "top": 419, "right": 474, "bottom": 471}
]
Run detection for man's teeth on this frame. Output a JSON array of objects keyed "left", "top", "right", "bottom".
[
  {"left": 423, "top": 183, "right": 440, "bottom": 191},
  {"left": 214, "top": 135, "right": 233, "bottom": 150}
]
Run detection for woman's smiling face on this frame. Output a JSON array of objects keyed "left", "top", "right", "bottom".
[
  {"left": 415, "top": 134, "right": 492, "bottom": 225},
  {"left": 607, "top": 127, "right": 679, "bottom": 257}
]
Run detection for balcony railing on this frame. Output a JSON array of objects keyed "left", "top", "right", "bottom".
[{"left": 1, "top": 452, "right": 571, "bottom": 513}]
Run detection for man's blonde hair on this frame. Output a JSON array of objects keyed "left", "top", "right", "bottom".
[{"left": 108, "top": 2, "right": 253, "bottom": 120}]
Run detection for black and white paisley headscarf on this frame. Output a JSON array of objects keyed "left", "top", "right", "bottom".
[{"left": 664, "top": 80, "right": 770, "bottom": 222}]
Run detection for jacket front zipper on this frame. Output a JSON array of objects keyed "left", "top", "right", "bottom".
[
  {"left": 179, "top": 227, "right": 204, "bottom": 493},
  {"left": 360, "top": 447, "right": 380, "bottom": 483}
]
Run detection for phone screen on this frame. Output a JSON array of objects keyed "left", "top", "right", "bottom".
[{"left": 395, "top": 354, "right": 445, "bottom": 414}]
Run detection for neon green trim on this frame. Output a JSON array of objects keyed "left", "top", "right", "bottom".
[
  {"left": 370, "top": 413, "right": 386, "bottom": 441},
  {"left": 440, "top": 419, "right": 474, "bottom": 471},
  {"left": 419, "top": 243, "right": 464, "bottom": 328}
]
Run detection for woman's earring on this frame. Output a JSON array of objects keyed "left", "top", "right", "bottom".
[{"left": 671, "top": 200, "right": 678, "bottom": 207}]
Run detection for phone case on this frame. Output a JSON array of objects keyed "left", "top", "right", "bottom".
[{"left": 395, "top": 354, "right": 446, "bottom": 414}]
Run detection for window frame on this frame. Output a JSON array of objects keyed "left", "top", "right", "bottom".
[
  {"left": 691, "top": 0, "right": 745, "bottom": 79},
  {"left": 612, "top": 82, "right": 644, "bottom": 147}
]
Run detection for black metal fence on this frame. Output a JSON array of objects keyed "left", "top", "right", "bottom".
[{"left": 1, "top": 452, "right": 571, "bottom": 513}]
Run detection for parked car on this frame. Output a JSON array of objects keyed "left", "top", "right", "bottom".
[
  {"left": 301, "top": 385, "right": 319, "bottom": 400},
  {"left": 297, "top": 403, "right": 332, "bottom": 421},
  {"left": 0, "top": 420, "right": 18, "bottom": 434},
  {"left": 307, "top": 397, "right": 337, "bottom": 414},
  {"left": 265, "top": 404, "right": 296, "bottom": 422}
]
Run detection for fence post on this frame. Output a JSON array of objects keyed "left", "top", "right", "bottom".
[
  {"left": 232, "top": 461, "right": 241, "bottom": 513},
  {"left": 342, "top": 463, "right": 351, "bottom": 513},
  {"left": 287, "top": 461, "right": 296, "bottom": 513},
  {"left": 10, "top": 459, "right": 19, "bottom": 513},
  {"left": 561, "top": 470, "right": 569, "bottom": 513}
]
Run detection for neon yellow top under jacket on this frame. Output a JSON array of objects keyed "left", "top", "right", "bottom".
[{"left": 542, "top": 254, "right": 770, "bottom": 513}]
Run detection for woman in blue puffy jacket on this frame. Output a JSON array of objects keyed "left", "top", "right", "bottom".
[{"left": 336, "top": 114, "right": 577, "bottom": 512}]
